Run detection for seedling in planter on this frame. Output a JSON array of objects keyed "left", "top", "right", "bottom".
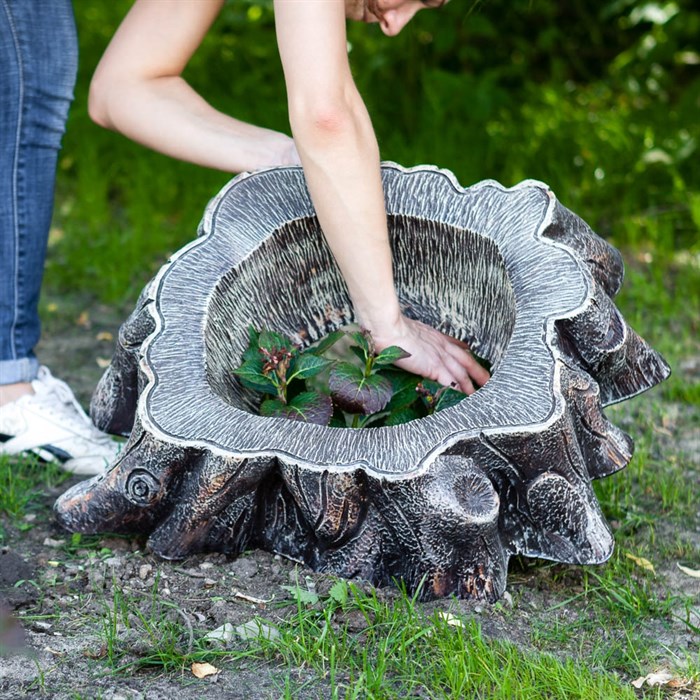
[
  {"left": 233, "top": 327, "right": 336, "bottom": 425},
  {"left": 328, "top": 329, "right": 409, "bottom": 427},
  {"left": 233, "top": 327, "right": 470, "bottom": 428}
]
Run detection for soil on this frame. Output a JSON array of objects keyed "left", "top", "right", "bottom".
[{"left": 1, "top": 295, "right": 698, "bottom": 699}]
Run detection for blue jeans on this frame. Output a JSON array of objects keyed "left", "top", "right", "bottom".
[{"left": 0, "top": 0, "right": 77, "bottom": 385}]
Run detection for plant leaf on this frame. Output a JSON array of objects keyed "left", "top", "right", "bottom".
[
  {"left": 631, "top": 671, "right": 674, "bottom": 689},
  {"left": 260, "top": 392, "right": 332, "bottom": 425},
  {"left": 329, "top": 362, "right": 393, "bottom": 414},
  {"left": 258, "top": 329, "right": 297, "bottom": 356},
  {"left": 247, "top": 325, "right": 260, "bottom": 346},
  {"left": 385, "top": 372, "right": 422, "bottom": 411},
  {"left": 242, "top": 326, "right": 262, "bottom": 362},
  {"left": 417, "top": 379, "right": 442, "bottom": 411},
  {"left": 259, "top": 398, "right": 287, "bottom": 417},
  {"left": 434, "top": 387, "right": 467, "bottom": 412},
  {"left": 234, "top": 619, "right": 280, "bottom": 642},
  {"left": 288, "top": 353, "right": 334, "bottom": 381},
  {"left": 329, "top": 411, "right": 348, "bottom": 428},
  {"left": 384, "top": 405, "right": 422, "bottom": 426},
  {"left": 241, "top": 345, "right": 260, "bottom": 363},
  {"left": 437, "top": 611, "right": 466, "bottom": 628},
  {"left": 419, "top": 379, "right": 442, "bottom": 394},
  {"left": 372, "top": 345, "right": 411, "bottom": 368},
  {"left": 281, "top": 584, "right": 320, "bottom": 606},
  {"left": 348, "top": 330, "right": 371, "bottom": 359},
  {"left": 328, "top": 579, "right": 349, "bottom": 605},
  {"left": 349, "top": 345, "right": 367, "bottom": 364},
  {"left": 677, "top": 562, "right": 700, "bottom": 578},
  {"left": 310, "top": 329, "right": 346, "bottom": 355},
  {"left": 625, "top": 552, "right": 655, "bottom": 574},
  {"left": 191, "top": 662, "right": 220, "bottom": 679},
  {"left": 233, "top": 358, "right": 278, "bottom": 394},
  {"left": 286, "top": 392, "right": 333, "bottom": 425}
]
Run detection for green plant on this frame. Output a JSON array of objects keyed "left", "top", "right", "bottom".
[{"left": 233, "top": 327, "right": 469, "bottom": 428}]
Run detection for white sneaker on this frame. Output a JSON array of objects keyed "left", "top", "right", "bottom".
[{"left": 0, "top": 367, "right": 122, "bottom": 475}]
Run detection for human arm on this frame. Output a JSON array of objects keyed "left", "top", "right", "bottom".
[
  {"left": 88, "top": 0, "right": 299, "bottom": 172},
  {"left": 274, "top": 0, "right": 488, "bottom": 393}
]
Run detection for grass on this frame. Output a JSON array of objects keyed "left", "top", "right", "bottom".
[
  {"left": 8, "top": 480, "right": 689, "bottom": 699},
  {"left": 614, "top": 254, "right": 700, "bottom": 406},
  {"left": 90, "top": 575, "right": 644, "bottom": 699},
  {"left": 100, "top": 576, "right": 200, "bottom": 674},
  {"left": 0, "top": 454, "right": 69, "bottom": 531},
  {"left": 4, "top": 374, "right": 697, "bottom": 697},
  {"left": 7, "top": 216, "right": 699, "bottom": 700},
  {"left": 6, "top": 241, "right": 698, "bottom": 700},
  {"left": 259, "top": 582, "right": 643, "bottom": 699},
  {"left": 596, "top": 412, "right": 699, "bottom": 525}
]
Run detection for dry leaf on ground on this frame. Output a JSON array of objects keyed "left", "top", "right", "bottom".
[
  {"left": 677, "top": 562, "right": 700, "bottom": 578},
  {"left": 43, "top": 646, "right": 65, "bottom": 657},
  {"left": 191, "top": 661, "right": 220, "bottom": 679},
  {"left": 631, "top": 670, "right": 689, "bottom": 689},
  {"left": 437, "top": 612, "right": 465, "bottom": 628},
  {"left": 625, "top": 552, "right": 655, "bottom": 574},
  {"left": 204, "top": 622, "right": 235, "bottom": 643}
]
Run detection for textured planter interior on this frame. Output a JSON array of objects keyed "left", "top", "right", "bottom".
[
  {"left": 205, "top": 215, "right": 515, "bottom": 416},
  {"left": 54, "top": 164, "right": 670, "bottom": 601}
]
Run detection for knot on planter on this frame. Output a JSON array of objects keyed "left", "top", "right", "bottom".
[{"left": 54, "top": 163, "right": 670, "bottom": 601}]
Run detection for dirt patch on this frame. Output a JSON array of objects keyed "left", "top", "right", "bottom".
[
  {"left": 1, "top": 295, "right": 698, "bottom": 698},
  {"left": 0, "top": 551, "right": 37, "bottom": 610}
]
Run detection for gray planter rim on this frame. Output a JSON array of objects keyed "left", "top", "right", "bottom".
[{"left": 139, "top": 162, "right": 591, "bottom": 479}]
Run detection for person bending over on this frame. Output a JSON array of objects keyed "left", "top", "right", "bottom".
[{"left": 88, "top": 0, "right": 489, "bottom": 394}]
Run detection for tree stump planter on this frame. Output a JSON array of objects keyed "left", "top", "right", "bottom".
[{"left": 54, "top": 164, "right": 670, "bottom": 601}]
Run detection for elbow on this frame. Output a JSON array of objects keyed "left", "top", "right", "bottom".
[
  {"left": 89, "top": 62, "right": 133, "bottom": 131},
  {"left": 289, "top": 97, "right": 358, "bottom": 141},
  {"left": 308, "top": 105, "right": 353, "bottom": 136},
  {"left": 88, "top": 72, "right": 114, "bottom": 129}
]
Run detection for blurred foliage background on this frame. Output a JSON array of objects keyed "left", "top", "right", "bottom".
[{"left": 50, "top": 0, "right": 699, "bottom": 315}]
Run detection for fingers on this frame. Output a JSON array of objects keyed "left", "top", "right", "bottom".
[
  {"left": 419, "top": 324, "right": 490, "bottom": 391},
  {"left": 442, "top": 334, "right": 472, "bottom": 351},
  {"left": 439, "top": 354, "right": 476, "bottom": 395},
  {"left": 441, "top": 339, "right": 491, "bottom": 388}
]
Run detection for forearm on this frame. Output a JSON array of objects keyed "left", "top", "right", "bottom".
[
  {"left": 290, "top": 97, "right": 401, "bottom": 330},
  {"left": 278, "top": 0, "right": 488, "bottom": 394},
  {"left": 275, "top": 0, "right": 401, "bottom": 330},
  {"left": 90, "top": 75, "right": 296, "bottom": 172}
]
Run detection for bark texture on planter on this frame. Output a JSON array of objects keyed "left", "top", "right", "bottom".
[{"left": 54, "top": 163, "right": 670, "bottom": 601}]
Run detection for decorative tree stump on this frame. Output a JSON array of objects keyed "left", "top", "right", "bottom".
[{"left": 54, "top": 164, "right": 670, "bottom": 601}]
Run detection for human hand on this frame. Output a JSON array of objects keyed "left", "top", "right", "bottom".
[{"left": 370, "top": 316, "right": 490, "bottom": 396}]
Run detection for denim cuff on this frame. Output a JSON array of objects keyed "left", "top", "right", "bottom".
[{"left": 0, "top": 356, "right": 40, "bottom": 385}]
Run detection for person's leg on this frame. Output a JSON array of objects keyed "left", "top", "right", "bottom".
[
  {"left": 0, "top": 0, "right": 77, "bottom": 391},
  {"left": 0, "top": 0, "right": 122, "bottom": 474}
]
